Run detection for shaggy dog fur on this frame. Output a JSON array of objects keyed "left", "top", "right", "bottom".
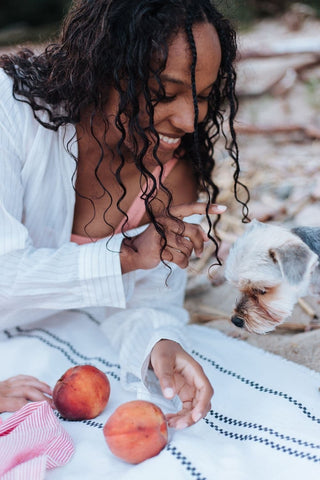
[{"left": 225, "top": 220, "right": 320, "bottom": 334}]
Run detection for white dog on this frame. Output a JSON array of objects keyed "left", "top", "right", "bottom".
[{"left": 225, "top": 219, "right": 320, "bottom": 334}]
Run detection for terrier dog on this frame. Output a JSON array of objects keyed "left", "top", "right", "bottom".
[{"left": 225, "top": 219, "right": 320, "bottom": 334}]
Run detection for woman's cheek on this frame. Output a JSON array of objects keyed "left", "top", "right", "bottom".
[{"left": 198, "top": 103, "right": 209, "bottom": 123}]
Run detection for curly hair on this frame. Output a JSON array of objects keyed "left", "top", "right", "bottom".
[{"left": 0, "top": 0, "right": 249, "bottom": 264}]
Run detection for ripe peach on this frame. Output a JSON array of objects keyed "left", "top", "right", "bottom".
[
  {"left": 103, "top": 400, "right": 168, "bottom": 464},
  {"left": 53, "top": 365, "right": 110, "bottom": 420}
]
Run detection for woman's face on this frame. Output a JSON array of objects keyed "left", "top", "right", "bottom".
[{"left": 106, "top": 22, "right": 222, "bottom": 166}]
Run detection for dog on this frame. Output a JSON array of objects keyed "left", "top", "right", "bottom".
[{"left": 225, "top": 219, "right": 320, "bottom": 334}]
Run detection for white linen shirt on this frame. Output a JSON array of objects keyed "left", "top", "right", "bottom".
[{"left": 0, "top": 70, "right": 190, "bottom": 407}]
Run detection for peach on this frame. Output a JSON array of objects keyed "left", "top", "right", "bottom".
[
  {"left": 103, "top": 400, "right": 168, "bottom": 464},
  {"left": 53, "top": 365, "right": 110, "bottom": 420}
]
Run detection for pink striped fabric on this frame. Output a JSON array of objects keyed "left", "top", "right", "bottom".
[{"left": 0, "top": 401, "right": 74, "bottom": 479}]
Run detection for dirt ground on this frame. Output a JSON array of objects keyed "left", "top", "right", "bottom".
[{"left": 185, "top": 11, "right": 320, "bottom": 374}]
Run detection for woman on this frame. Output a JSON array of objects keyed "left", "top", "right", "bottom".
[{"left": 0, "top": 0, "right": 248, "bottom": 428}]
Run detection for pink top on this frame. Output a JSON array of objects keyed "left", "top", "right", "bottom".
[{"left": 71, "top": 157, "right": 178, "bottom": 245}]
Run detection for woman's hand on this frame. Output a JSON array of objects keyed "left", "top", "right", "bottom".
[
  {"left": 150, "top": 339, "right": 213, "bottom": 429},
  {"left": 0, "top": 375, "right": 53, "bottom": 413},
  {"left": 120, "top": 202, "right": 226, "bottom": 273}
]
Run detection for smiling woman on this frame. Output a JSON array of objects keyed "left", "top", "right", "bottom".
[{"left": 0, "top": 0, "right": 248, "bottom": 429}]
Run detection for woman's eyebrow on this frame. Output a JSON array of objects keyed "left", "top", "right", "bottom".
[
  {"left": 160, "top": 74, "right": 215, "bottom": 91},
  {"left": 160, "top": 74, "right": 189, "bottom": 87}
]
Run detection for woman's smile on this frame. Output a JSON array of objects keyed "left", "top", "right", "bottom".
[{"left": 158, "top": 133, "right": 182, "bottom": 150}]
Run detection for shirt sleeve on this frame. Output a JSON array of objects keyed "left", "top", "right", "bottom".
[
  {"left": 0, "top": 216, "right": 131, "bottom": 330},
  {"left": 99, "top": 261, "right": 191, "bottom": 412}
]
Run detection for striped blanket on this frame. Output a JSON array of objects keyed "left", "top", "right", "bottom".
[{"left": 0, "top": 309, "right": 319, "bottom": 479}]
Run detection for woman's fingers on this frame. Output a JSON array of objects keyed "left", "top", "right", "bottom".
[
  {"left": 151, "top": 350, "right": 176, "bottom": 400},
  {"left": 10, "top": 386, "right": 51, "bottom": 402},
  {"left": 162, "top": 202, "right": 225, "bottom": 261},
  {"left": 170, "top": 202, "right": 227, "bottom": 219},
  {"left": 122, "top": 202, "right": 226, "bottom": 272},
  {"left": 5, "top": 375, "right": 53, "bottom": 396},
  {"left": 0, "top": 375, "right": 54, "bottom": 413},
  {"left": 166, "top": 400, "right": 212, "bottom": 429},
  {"left": 163, "top": 233, "right": 193, "bottom": 268},
  {"left": 162, "top": 222, "right": 210, "bottom": 267},
  {"left": 190, "top": 383, "right": 213, "bottom": 424},
  {"left": 182, "top": 222, "right": 208, "bottom": 257},
  {"left": 168, "top": 359, "right": 214, "bottom": 429}
]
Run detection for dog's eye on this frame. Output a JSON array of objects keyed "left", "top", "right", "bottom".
[{"left": 253, "top": 288, "right": 267, "bottom": 295}]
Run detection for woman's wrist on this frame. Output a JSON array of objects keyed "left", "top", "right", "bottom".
[{"left": 119, "top": 238, "right": 139, "bottom": 273}]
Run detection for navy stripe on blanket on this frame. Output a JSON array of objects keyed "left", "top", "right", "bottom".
[
  {"left": 205, "top": 415, "right": 320, "bottom": 463},
  {"left": 166, "top": 444, "right": 207, "bottom": 480},
  {"left": 192, "top": 349, "right": 320, "bottom": 425},
  {"left": 4, "top": 326, "right": 120, "bottom": 381},
  {"left": 210, "top": 410, "right": 320, "bottom": 450}
]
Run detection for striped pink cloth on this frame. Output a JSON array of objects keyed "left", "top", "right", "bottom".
[{"left": 0, "top": 401, "right": 74, "bottom": 479}]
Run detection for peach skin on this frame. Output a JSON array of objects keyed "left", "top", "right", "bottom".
[
  {"left": 53, "top": 365, "right": 110, "bottom": 420},
  {"left": 103, "top": 400, "right": 168, "bottom": 464}
]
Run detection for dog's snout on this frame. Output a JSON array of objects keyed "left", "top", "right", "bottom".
[{"left": 231, "top": 316, "right": 245, "bottom": 328}]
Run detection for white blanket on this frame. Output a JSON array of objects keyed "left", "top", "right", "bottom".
[{"left": 0, "top": 310, "right": 319, "bottom": 480}]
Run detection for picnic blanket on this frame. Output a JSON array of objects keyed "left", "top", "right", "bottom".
[{"left": 0, "top": 309, "right": 319, "bottom": 480}]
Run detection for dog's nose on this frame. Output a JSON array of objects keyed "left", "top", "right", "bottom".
[{"left": 231, "top": 316, "right": 245, "bottom": 328}]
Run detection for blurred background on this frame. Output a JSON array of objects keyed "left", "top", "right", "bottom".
[
  {"left": 0, "top": 0, "right": 70, "bottom": 46},
  {"left": 0, "top": 0, "right": 319, "bottom": 46}
]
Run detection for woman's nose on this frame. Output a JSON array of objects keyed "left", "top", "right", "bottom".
[
  {"left": 170, "top": 98, "right": 196, "bottom": 134},
  {"left": 170, "top": 97, "right": 207, "bottom": 134}
]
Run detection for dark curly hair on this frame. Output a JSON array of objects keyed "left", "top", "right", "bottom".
[{"left": 0, "top": 0, "right": 249, "bottom": 264}]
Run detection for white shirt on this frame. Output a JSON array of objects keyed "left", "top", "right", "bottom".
[{"left": 0, "top": 70, "right": 190, "bottom": 406}]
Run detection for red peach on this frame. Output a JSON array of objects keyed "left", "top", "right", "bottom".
[
  {"left": 53, "top": 365, "right": 110, "bottom": 420},
  {"left": 103, "top": 400, "right": 168, "bottom": 464}
]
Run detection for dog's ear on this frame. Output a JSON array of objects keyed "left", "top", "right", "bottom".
[{"left": 269, "top": 242, "right": 317, "bottom": 284}]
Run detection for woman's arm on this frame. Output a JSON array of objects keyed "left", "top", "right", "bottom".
[
  {"left": 101, "top": 231, "right": 216, "bottom": 428},
  {"left": 0, "top": 73, "right": 132, "bottom": 328}
]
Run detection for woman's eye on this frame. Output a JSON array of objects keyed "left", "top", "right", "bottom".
[
  {"left": 159, "top": 94, "right": 177, "bottom": 103},
  {"left": 151, "top": 92, "right": 177, "bottom": 104},
  {"left": 197, "top": 94, "right": 211, "bottom": 102}
]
